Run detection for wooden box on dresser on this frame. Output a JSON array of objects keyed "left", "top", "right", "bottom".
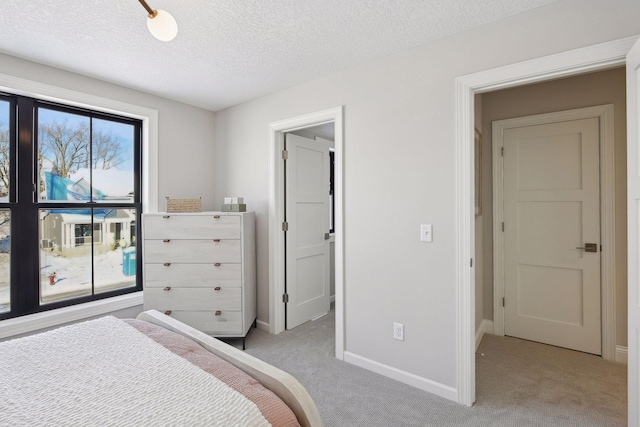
[{"left": 142, "top": 212, "right": 256, "bottom": 347}]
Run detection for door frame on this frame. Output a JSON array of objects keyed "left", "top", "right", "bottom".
[
  {"left": 267, "top": 106, "right": 345, "bottom": 360},
  {"left": 492, "top": 105, "right": 615, "bottom": 359},
  {"left": 455, "top": 36, "right": 638, "bottom": 406}
]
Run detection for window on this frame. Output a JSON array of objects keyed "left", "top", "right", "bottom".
[{"left": 0, "top": 93, "right": 142, "bottom": 318}]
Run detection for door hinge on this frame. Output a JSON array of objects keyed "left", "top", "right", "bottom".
[
  {"left": 501, "top": 147, "right": 504, "bottom": 156},
  {"left": 283, "top": 293, "right": 289, "bottom": 303},
  {"left": 470, "top": 258, "right": 473, "bottom": 268},
  {"left": 503, "top": 297, "right": 505, "bottom": 307},
  {"left": 502, "top": 222, "right": 504, "bottom": 232},
  {"left": 282, "top": 221, "right": 289, "bottom": 231},
  {"left": 282, "top": 150, "right": 289, "bottom": 160}
]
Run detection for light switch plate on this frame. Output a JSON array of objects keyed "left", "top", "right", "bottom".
[{"left": 420, "top": 224, "right": 432, "bottom": 242}]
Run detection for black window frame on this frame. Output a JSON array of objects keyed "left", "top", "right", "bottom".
[{"left": 0, "top": 92, "right": 143, "bottom": 320}]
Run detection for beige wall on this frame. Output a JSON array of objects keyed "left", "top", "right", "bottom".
[
  {"left": 213, "top": 0, "right": 640, "bottom": 393},
  {"left": 480, "top": 67, "right": 628, "bottom": 346}
]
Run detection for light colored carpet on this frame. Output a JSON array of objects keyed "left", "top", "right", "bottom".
[{"left": 239, "top": 310, "right": 626, "bottom": 426}]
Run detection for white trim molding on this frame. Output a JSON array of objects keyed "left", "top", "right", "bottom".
[
  {"left": 344, "top": 351, "right": 458, "bottom": 402},
  {"left": 0, "top": 292, "right": 143, "bottom": 340},
  {"left": 492, "top": 105, "right": 616, "bottom": 361},
  {"left": 256, "top": 319, "right": 270, "bottom": 332},
  {"left": 455, "top": 35, "right": 638, "bottom": 407},
  {"left": 616, "top": 345, "right": 628, "bottom": 364},
  {"left": 475, "top": 319, "right": 494, "bottom": 351},
  {"left": 268, "top": 106, "right": 345, "bottom": 360}
]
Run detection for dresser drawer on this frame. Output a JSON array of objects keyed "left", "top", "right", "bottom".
[
  {"left": 144, "top": 287, "right": 241, "bottom": 311},
  {"left": 162, "top": 310, "right": 243, "bottom": 335},
  {"left": 144, "top": 263, "right": 241, "bottom": 288},
  {"left": 144, "top": 215, "right": 241, "bottom": 240},
  {"left": 144, "top": 239, "right": 240, "bottom": 263}
]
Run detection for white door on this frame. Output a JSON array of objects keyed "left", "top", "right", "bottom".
[
  {"left": 502, "top": 117, "right": 601, "bottom": 355},
  {"left": 627, "top": 38, "right": 640, "bottom": 427},
  {"left": 285, "top": 133, "right": 331, "bottom": 329}
]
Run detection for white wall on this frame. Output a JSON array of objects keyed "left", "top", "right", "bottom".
[{"left": 213, "top": 0, "right": 640, "bottom": 394}]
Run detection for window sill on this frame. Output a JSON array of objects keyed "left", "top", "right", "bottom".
[{"left": 0, "top": 291, "right": 143, "bottom": 340}]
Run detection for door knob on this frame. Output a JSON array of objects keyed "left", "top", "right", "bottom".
[{"left": 576, "top": 243, "right": 597, "bottom": 253}]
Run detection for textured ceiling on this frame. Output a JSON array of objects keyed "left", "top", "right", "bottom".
[{"left": 0, "top": 0, "right": 559, "bottom": 111}]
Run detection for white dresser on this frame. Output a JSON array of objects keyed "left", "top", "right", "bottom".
[{"left": 142, "top": 212, "right": 256, "bottom": 347}]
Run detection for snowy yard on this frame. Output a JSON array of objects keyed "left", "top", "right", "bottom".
[{"left": 0, "top": 248, "right": 135, "bottom": 312}]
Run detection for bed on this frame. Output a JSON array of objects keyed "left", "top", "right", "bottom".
[{"left": 0, "top": 309, "right": 322, "bottom": 426}]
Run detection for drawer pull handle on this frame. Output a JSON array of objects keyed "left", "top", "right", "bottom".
[
  {"left": 163, "top": 239, "right": 171, "bottom": 243},
  {"left": 213, "top": 215, "right": 221, "bottom": 219},
  {"left": 214, "top": 286, "right": 221, "bottom": 291},
  {"left": 214, "top": 263, "right": 221, "bottom": 267},
  {"left": 163, "top": 263, "right": 171, "bottom": 267},
  {"left": 164, "top": 310, "right": 172, "bottom": 315},
  {"left": 213, "top": 239, "right": 221, "bottom": 242},
  {"left": 215, "top": 310, "right": 222, "bottom": 316},
  {"left": 162, "top": 215, "right": 170, "bottom": 219},
  {"left": 163, "top": 286, "right": 171, "bottom": 291}
]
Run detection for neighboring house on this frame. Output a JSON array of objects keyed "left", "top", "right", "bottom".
[
  {"left": 40, "top": 172, "right": 135, "bottom": 256},
  {"left": 40, "top": 209, "right": 135, "bottom": 256}
]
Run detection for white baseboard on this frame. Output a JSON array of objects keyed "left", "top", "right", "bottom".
[
  {"left": 344, "top": 351, "right": 457, "bottom": 402},
  {"left": 475, "top": 319, "right": 494, "bottom": 351},
  {"left": 615, "top": 345, "right": 628, "bottom": 364},
  {"left": 256, "top": 319, "right": 270, "bottom": 332}
]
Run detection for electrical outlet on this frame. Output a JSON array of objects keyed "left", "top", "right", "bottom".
[{"left": 393, "top": 322, "right": 404, "bottom": 341}]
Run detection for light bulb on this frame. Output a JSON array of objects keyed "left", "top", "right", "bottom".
[{"left": 147, "top": 9, "right": 178, "bottom": 42}]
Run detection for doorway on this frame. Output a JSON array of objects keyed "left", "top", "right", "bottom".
[
  {"left": 268, "top": 106, "right": 345, "bottom": 360},
  {"left": 455, "top": 36, "right": 638, "bottom": 408}
]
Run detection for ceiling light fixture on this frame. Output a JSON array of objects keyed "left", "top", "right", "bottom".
[{"left": 138, "top": 0, "right": 178, "bottom": 42}]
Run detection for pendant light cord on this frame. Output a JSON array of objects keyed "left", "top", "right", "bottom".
[{"left": 138, "top": 0, "right": 157, "bottom": 18}]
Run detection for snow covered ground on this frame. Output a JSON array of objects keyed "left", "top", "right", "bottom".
[{"left": 0, "top": 248, "right": 136, "bottom": 312}]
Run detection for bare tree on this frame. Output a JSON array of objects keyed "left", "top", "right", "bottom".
[
  {"left": 0, "top": 124, "right": 10, "bottom": 195},
  {"left": 39, "top": 120, "right": 126, "bottom": 177},
  {"left": 92, "top": 130, "right": 125, "bottom": 170},
  {"left": 39, "top": 120, "right": 89, "bottom": 178}
]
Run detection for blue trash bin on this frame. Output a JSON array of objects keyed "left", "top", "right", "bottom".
[{"left": 122, "top": 247, "right": 136, "bottom": 276}]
